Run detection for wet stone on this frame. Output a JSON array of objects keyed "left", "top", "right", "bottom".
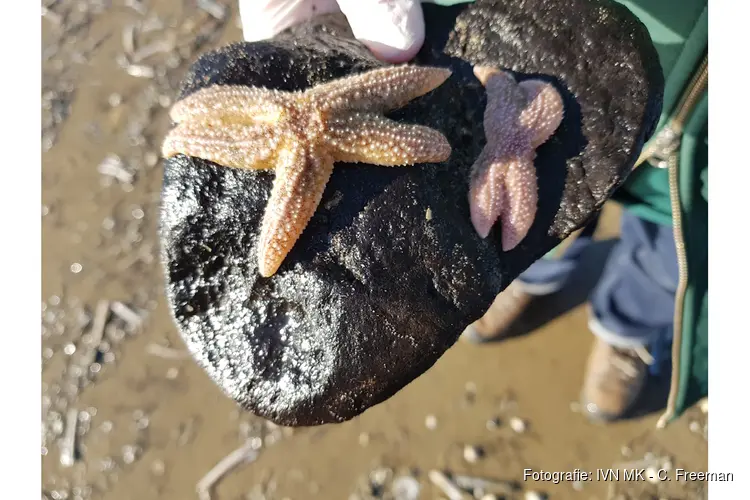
[{"left": 160, "top": 0, "right": 663, "bottom": 425}]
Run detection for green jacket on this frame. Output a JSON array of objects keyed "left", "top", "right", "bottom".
[
  {"left": 612, "top": 0, "right": 707, "bottom": 424},
  {"left": 433, "top": 0, "right": 709, "bottom": 423}
]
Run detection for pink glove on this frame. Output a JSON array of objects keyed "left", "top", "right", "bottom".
[{"left": 238, "top": 0, "right": 426, "bottom": 63}]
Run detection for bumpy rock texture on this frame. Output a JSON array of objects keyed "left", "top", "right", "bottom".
[{"left": 160, "top": 0, "right": 663, "bottom": 425}]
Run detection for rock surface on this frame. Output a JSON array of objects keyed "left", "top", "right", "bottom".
[{"left": 160, "top": 0, "right": 663, "bottom": 425}]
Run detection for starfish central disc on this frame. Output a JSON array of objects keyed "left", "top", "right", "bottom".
[{"left": 162, "top": 65, "right": 453, "bottom": 277}]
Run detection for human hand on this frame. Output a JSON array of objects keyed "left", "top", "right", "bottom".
[{"left": 238, "top": 0, "right": 426, "bottom": 63}]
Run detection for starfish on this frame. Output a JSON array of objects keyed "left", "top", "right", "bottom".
[
  {"left": 162, "top": 65, "right": 452, "bottom": 277},
  {"left": 468, "top": 66, "right": 564, "bottom": 250}
]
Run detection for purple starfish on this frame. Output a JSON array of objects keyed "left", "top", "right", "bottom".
[{"left": 468, "top": 66, "right": 564, "bottom": 250}]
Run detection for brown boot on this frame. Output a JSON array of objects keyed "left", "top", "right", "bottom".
[
  {"left": 461, "top": 280, "right": 534, "bottom": 343},
  {"left": 580, "top": 336, "right": 653, "bottom": 422}
]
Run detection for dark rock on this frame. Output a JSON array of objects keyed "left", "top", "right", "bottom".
[{"left": 159, "top": 0, "right": 663, "bottom": 425}]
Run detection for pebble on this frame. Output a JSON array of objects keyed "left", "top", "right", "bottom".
[
  {"left": 481, "top": 495, "right": 499, "bottom": 500},
  {"left": 135, "top": 416, "right": 150, "bottom": 430},
  {"left": 425, "top": 414, "right": 438, "bottom": 430},
  {"left": 108, "top": 93, "right": 122, "bottom": 107},
  {"left": 99, "top": 456, "right": 116, "bottom": 472},
  {"left": 464, "top": 381, "right": 477, "bottom": 405},
  {"left": 509, "top": 417, "right": 527, "bottom": 433},
  {"left": 463, "top": 444, "right": 484, "bottom": 463},
  {"left": 524, "top": 491, "right": 545, "bottom": 500},
  {"left": 370, "top": 467, "right": 391, "bottom": 486},
  {"left": 151, "top": 459, "right": 165, "bottom": 476},
  {"left": 689, "top": 420, "right": 701, "bottom": 433},
  {"left": 699, "top": 398, "right": 708, "bottom": 414},
  {"left": 486, "top": 417, "right": 501, "bottom": 430},
  {"left": 358, "top": 432, "right": 370, "bottom": 447},
  {"left": 70, "top": 263, "right": 83, "bottom": 274},
  {"left": 391, "top": 475, "right": 420, "bottom": 500},
  {"left": 145, "top": 152, "right": 159, "bottom": 167},
  {"left": 122, "top": 445, "right": 139, "bottom": 464}
]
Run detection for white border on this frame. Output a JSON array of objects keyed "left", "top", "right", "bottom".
[
  {"left": 2, "top": 1, "right": 40, "bottom": 498},
  {"left": 14, "top": 0, "right": 748, "bottom": 498},
  {"left": 709, "top": 0, "right": 749, "bottom": 496}
]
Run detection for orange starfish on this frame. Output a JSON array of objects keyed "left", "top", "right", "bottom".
[
  {"left": 468, "top": 66, "right": 564, "bottom": 250},
  {"left": 162, "top": 66, "right": 452, "bottom": 277}
]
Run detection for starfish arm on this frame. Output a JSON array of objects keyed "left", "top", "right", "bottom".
[
  {"left": 161, "top": 121, "right": 279, "bottom": 170},
  {"left": 468, "top": 149, "right": 505, "bottom": 239},
  {"left": 307, "top": 66, "right": 451, "bottom": 114},
  {"left": 518, "top": 80, "right": 565, "bottom": 148},
  {"left": 498, "top": 156, "right": 538, "bottom": 251},
  {"left": 169, "top": 85, "right": 285, "bottom": 125},
  {"left": 257, "top": 145, "right": 334, "bottom": 277},
  {"left": 327, "top": 113, "right": 451, "bottom": 166}
]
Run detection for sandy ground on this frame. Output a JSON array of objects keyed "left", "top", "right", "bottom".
[{"left": 41, "top": 1, "right": 707, "bottom": 499}]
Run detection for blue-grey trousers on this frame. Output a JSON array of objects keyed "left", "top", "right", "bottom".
[{"left": 517, "top": 210, "right": 678, "bottom": 354}]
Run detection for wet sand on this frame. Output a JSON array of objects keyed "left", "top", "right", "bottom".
[{"left": 42, "top": 2, "right": 707, "bottom": 499}]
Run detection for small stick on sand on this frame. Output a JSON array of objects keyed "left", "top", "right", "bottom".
[
  {"left": 124, "top": 0, "right": 147, "bottom": 15},
  {"left": 59, "top": 409, "right": 79, "bottom": 467},
  {"left": 197, "top": 0, "right": 228, "bottom": 20},
  {"left": 613, "top": 455, "right": 670, "bottom": 471},
  {"left": 41, "top": 6, "right": 62, "bottom": 26},
  {"left": 90, "top": 300, "right": 110, "bottom": 344},
  {"left": 125, "top": 63, "right": 155, "bottom": 79},
  {"left": 428, "top": 470, "right": 468, "bottom": 500},
  {"left": 98, "top": 154, "right": 134, "bottom": 184},
  {"left": 131, "top": 35, "right": 176, "bottom": 63},
  {"left": 122, "top": 23, "right": 137, "bottom": 56},
  {"left": 452, "top": 474, "right": 517, "bottom": 495},
  {"left": 81, "top": 300, "right": 109, "bottom": 369},
  {"left": 196, "top": 442, "right": 259, "bottom": 500},
  {"left": 111, "top": 301, "right": 143, "bottom": 330},
  {"left": 146, "top": 343, "right": 189, "bottom": 360}
]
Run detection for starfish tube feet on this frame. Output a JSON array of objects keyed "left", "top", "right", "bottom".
[{"left": 468, "top": 66, "right": 564, "bottom": 250}]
